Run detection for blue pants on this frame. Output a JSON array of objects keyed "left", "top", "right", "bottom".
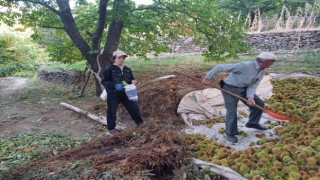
[
  {"left": 106, "top": 91, "right": 143, "bottom": 130},
  {"left": 222, "top": 84, "right": 264, "bottom": 135}
]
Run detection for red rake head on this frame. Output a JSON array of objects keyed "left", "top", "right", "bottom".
[{"left": 264, "top": 109, "right": 303, "bottom": 122}]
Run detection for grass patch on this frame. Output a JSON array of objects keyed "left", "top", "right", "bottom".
[
  {"left": 270, "top": 52, "right": 320, "bottom": 74},
  {"left": 42, "top": 61, "right": 86, "bottom": 71},
  {"left": 39, "top": 52, "right": 320, "bottom": 75}
]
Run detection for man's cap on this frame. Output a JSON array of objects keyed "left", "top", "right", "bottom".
[
  {"left": 257, "top": 52, "right": 277, "bottom": 61},
  {"left": 113, "top": 50, "right": 127, "bottom": 58}
]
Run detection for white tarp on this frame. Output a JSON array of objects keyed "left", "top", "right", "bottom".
[{"left": 177, "top": 75, "right": 273, "bottom": 126}]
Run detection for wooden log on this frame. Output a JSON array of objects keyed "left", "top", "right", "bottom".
[
  {"left": 60, "top": 102, "right": 127, "bottom": 130},
  {"left": 60, "top": 102, "right": 106, "bottom": 125},
  {"left": 193, "top": 158, "right": 245, "bottom": 180}
]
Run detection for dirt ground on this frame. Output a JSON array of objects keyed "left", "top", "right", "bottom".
[
  {"left": 0, "top": 72, "right": 205, "bottom": 139},
  {"left": 0, "top": 77, "right": 105, "bottom": 139},
  {"left": 1, "top": 71, "right": 214, "bottom": 179}
]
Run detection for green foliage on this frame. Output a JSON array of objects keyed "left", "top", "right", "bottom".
[
  {"left": 0, "top": 133, "right": 87, "bottom": 171},
  {"left": 42, "top": 61, "right": 86, "bottom": 71},
  {"left": 0, "top": 27, "right": 49, "bottom": 77},
  {"left": 0, "top": 63, "right": 34, "bottom": 77},
  {"left": 121, "top": 0, "right": 250, "bottom": 61},
  {"left": 0, "top": 0, "right": 251, "bottom": 64}
]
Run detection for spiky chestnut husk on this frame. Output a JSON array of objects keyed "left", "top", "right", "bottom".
[
  {"left": 239, "top": 154, "right": 248, "bottom": 159},
  {"left": 287, "top": 161, "right": 298, "bottom": 166},
  {"left": 298, "top": 153, "right": 307, "bottom": 160},
  {"left": 211, "top": 159, "right": 221, "bottom": 165},
  {"left": 243, "top": 148, "right": 253, "bottom": 155},
  {"left": 234, "top": 157, "right": 242, "bottom": 163},
  {"left": 258, "top": 157, "right": 269, "bottom": 164},
  {"left": 282, "top": 156, "right": 292, "bottom": 163},
  {"left": 280, "top": 151, "right": 291, "bottom": 158},
  {"left": 300, "top": 147, "right": 314, "bottom": 156},
  {"left": 299, "top": 171, "right": 308, "bottom": 178},
  {"left": 295, "top": 158, "right": 306, "bottom": 165},
  {"left": 239, "top": 164, "right": 250, "bottom": 174},
  {"left": 255, "top": 133, "right": 266, "bottom": 138},
  {"left": 310, "top": 140, "right": 320, "bottom": 148},
  {"left": 230, "top": 165, "right": 238, "bottom": 171},
  {"left": 227, "top": 158, "right": 236, "bottom": 166},
  {"left": 272, "top": 147, "right": 283, "bottom": 155},
  {"left": 307, "top": 170, "right": 317, "bottom": 176},
  {"left": 230, "top": 150, "right": 240, "bottom": 158},
  {"left": 218, "top": 128, "right": 225, "bottom": 134},
  {"left": 256, "top": 162, "right": 264, "bottom": 168},
  {"left": 306, "top": 157, "right": 317, "bottom": 164},
  {"left": 273, "top": 161, "right": 282, "bottom": 169},
  {"left": 243, "top": 174, "right": 252, "bottom": 179},
  {"left": 301, "top": 174, "right": 309, "bottom": 180},
  {"left": 306, "top": 163, "right": 318, "bottom": 169},
  {"left": 288, "top": 165, "right": 299, "bottom": 172},
  {"left": 281, "top": 166, "right": 290, "bottom": 174},
  {"left": 248, "top": 162, "right": 257, "bottom": 169},
  {"left": 241, "top": 131, "right": 248, "bottom": 137},
  {"left": 215, "top": 151, "right": 227, "bottom": 159},
  {"left": 273, "top": 175, "right": 284, "bottom": 180},
  {"left": 241, "top": 158, "right": 251, "bottom": 165},
  {"left": 249, "top": 170, "right": 260, "bottom": 176},
  {"left": 220, "top": 158, "right": 228, "bottom": 165},
  {"left": 260, "top": 167, "right": 269, "bottom": 175},
  {"left": 273, "top": 121, "right": 280, "bottom": 126},
  {"left": 252, "top": 175, "right": 263, "bottom": 180},
  {"left": 254, "top": 150, "right": 268, "bottom": 159},
  {"left": 275, "top": 143, "right": 284, "bottom": 148},
  {"left": 207, "top": 123, "right": 213, "bottom": 128},
  {"left": 268, "top": 166, "right": 279, "bottom": 173},
  {"left": 288, "top": 171, "right": 302, "bottom": 179}
]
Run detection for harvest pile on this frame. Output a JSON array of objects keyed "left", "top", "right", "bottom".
[
  {"left": 265, "top": 78, "right": 320, "bottom": 120},
  {"left": 182, "top": 77, "right": 320, "bottom": 179}
]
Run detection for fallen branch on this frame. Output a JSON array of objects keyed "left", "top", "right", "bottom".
[
  {"left": 193, "top": 158, "right": 245, "bottom": 180},
  {"left": 60, "top": 102, "right": 126, "bottom": 130},
  {"left": 60, "top": 102, "right": 106, "bottom": 125}
]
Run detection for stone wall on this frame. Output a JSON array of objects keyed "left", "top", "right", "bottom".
[
  {"left": 168, "top": 30, "right": 320, "bottom": 53},
  {"left": 246, "top": 30, "right": 320, "bottom": 51},
  {"left": 37, "top": 69, "right": 83, "bottom": 85}
]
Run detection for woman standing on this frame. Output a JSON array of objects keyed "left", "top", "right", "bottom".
[{"left": 101, "top": 50, "right": 143, "bottom": 135}]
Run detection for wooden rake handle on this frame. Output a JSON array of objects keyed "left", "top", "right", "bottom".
[
  {"left": 212, "top": 84, "right": 265, "bottom": 111},
  {"left": 175, "top": 72, "right": 265, "bottom": 111},
  {"left": 176, "top": 72, "right": 303, "bottom": 122}
]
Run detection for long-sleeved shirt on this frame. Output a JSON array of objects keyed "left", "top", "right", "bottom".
[
  {"left": 101, "top": 65, "right": 134, "bottom": 93},
  {"left": 205, "top": 61, "right": 264, "bottom": 99}
]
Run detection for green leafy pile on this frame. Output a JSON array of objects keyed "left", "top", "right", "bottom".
[{"left": 0, "top": 133, "right": 87, "bottom": 171}]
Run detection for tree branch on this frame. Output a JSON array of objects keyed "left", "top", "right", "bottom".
[
  {"left": 91, "top": 0, "right": 109, "bottom": 51},
  {"left": 40, "top": 25, "right": 65, "bottom": 30},
  {"left": 9, "top": 0, "right": 60, "bottom": 14},
  {"left": 238, "top": 0, "right": 247, "bottom": 9}
]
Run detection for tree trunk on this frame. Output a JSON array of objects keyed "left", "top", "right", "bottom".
[
  {"left": 96, "top": 0, "right": 126, "bottom": 95},
  {"left": 250, "top": 11, "right": 255, "bottom": 28}
]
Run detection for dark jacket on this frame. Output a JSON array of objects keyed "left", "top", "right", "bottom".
[{"left": 101, "top": 65, "right": 134, "bottom": 93}]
